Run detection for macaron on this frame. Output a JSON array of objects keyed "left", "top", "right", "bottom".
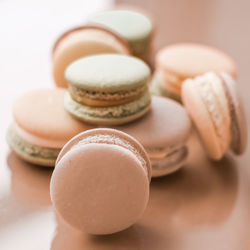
[
  {"left": 52, "top": 25, "right": 131, "bottom": 88},
  {"left": 7, "top": 89, "right": 93, "bottom": 166},
  {"left": 182, "top": 72, "right": 247, "bottom": 160},
  {"left": 64, "top": 54, "right": 151, "bottom": 125},
  {"left": 88, "top": 10, "right": 153, "bottom": 62},
  {"left": 114, "top": 96, "right": 192, "bottom": 177},
  {"left": 50, "top": 128, "right": 151, "bottom": 235},
  {"left": 154, "top": 43, "right": 237, "bottom": 100}
]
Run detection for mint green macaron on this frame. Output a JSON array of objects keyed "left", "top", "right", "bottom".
[
  {"left": 64, "top": 54, "right": 151, "bottom": 125},
  {"left": 88, "top": 10, "right": 153, "bottom": 61}
]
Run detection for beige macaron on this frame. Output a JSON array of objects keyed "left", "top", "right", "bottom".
[{"left": 153, "top": 43, "right": 237, "bottom": 100}]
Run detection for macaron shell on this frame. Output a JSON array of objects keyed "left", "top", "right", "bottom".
[
  {"left": 156, "top": 43, "right": 237, "bottom": 79},
  {"left": 89, "top": 10, "right": 152, "bottom": 41},
  {"left": 220, "top": 72, "right": 248, "bottom": 154},
  {"left": 182, "top": 79, "right": 224, "bottom": 159},
  {"left": 51, "top": 143, "right": 149, "bottom": 234},
  {"left": 88, "top": 10, "right": 153, "bottom": 60},
  {"left": 13, "top": 89, "right": 93, "bottom": 146},
  {"left": 115, "top": 96, "right": 191, "bottom": 149},
  {"left": 65, "top": 54, "right": 150, "bottom": 92},
  {"left": 53, "top": 26, "right": 131, "bottom": 88}
]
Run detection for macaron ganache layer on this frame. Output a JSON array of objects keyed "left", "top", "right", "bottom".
[
  {"left": 64, "top": 91, "right": 151, "bottom": 123},
  {"left": 89, "top": 10, "right": 153, "bottom": 61},
  {"left": 65, "top": 54, "right": 151, "bottom": 125}
]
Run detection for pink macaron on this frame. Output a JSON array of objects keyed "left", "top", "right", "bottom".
[
  {"left": 50, "top": 128, "right": 151, "bottom": 235},
  {"left": 114, "top": 95, "right": 192, "bottom": 177}
]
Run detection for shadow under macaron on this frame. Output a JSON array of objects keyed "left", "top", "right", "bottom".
[{"left": 145, "top": 132, "right": 238, "bottom": 226}]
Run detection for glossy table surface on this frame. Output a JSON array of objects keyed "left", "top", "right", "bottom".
[{"left": 0, "top": 0, "right": 250, "bottom": 249}]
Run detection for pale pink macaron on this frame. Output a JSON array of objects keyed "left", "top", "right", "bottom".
[
  {"left": 182, "top": 71, "right": 247, "bottom": 160},
  {"left": 152, "top": 43, "right": 237, "bottom": 100},
  {"left": 52, "top": 25, "right": 131, "bottom": 88},
  {"left": 50, "top": 128, "right": 151, "bottom": 235},
  {"left": 114, "top": 95, "right": 192, "bottom": 177}
]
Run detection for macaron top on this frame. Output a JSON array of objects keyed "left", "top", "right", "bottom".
[
  {"left": 89, "top": 10, "right": 153, "bottom": 42},
  {"left": 53, "top": 25, "right": 130, "bottom": 56},
  {"left": 65, "top": 54, "right": 150, "bottom": 92},
  {"left": 116, "top": 96, "right": 191, "bottom": 149},
  {"left": 13, "top": 89, "right": 93, "bottom": 147},
  {"left": 156, "top": 43, "right": 237, "bottom": 78}
]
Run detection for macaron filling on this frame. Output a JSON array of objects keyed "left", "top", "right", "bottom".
[
  {"left": 64, "top": 91, "right": 151, "bottom": 120},
  {"left": 194, "top": 72, "right": 231, "bottom": 153},
  {"left": 146, "top": 143, "right": 186, "bottom": 159},
  {"left": 69, "top": 84, "right": 148, "bottom": 106},
  {"left": 7, "top": 124, "right": 60, "bottom": 164},
  {"left": 70, "top": 134, "right": 149, "bottom": 178},
  {"left": 150, "top": 146, "right": 188, "bottom": 173},
  {"left": 146, "top": 144, "right": 188, "bottom": 168}
]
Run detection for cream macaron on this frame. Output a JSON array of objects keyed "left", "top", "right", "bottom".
[
  {"left": 7, "top": 89, "right": 93, "bottom": 166},
  {"left": 52, "top": 25, "right": 131, "bottom": 88},
  {"left": 50, "top": 128, "right": 151, "bottom": 235},
  {"left": 182, "top": 72, "right": 247, "bottom": 160},
  {"left": 152, "top": 43, "right": 237, "bottom": 101}
]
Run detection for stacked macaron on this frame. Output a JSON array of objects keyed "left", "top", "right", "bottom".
[
  {"left": 64, "top": 54, "right": 151, "bottom": 125},
  {"left": 6, "top": 6, "right": 248, "bottom": 237},
  {"left": 7, "top": 89, "right": 94, "bottom": 166},
  {"left": 53, "top": 9, "right": 154, "bottom": 88},
  {"left": 53, "top": 25, "right": 131, "bottom": 88}
]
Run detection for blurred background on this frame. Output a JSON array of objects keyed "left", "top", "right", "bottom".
[{"left": 1, "top": 0, "right": 249, "bottom": 121}]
